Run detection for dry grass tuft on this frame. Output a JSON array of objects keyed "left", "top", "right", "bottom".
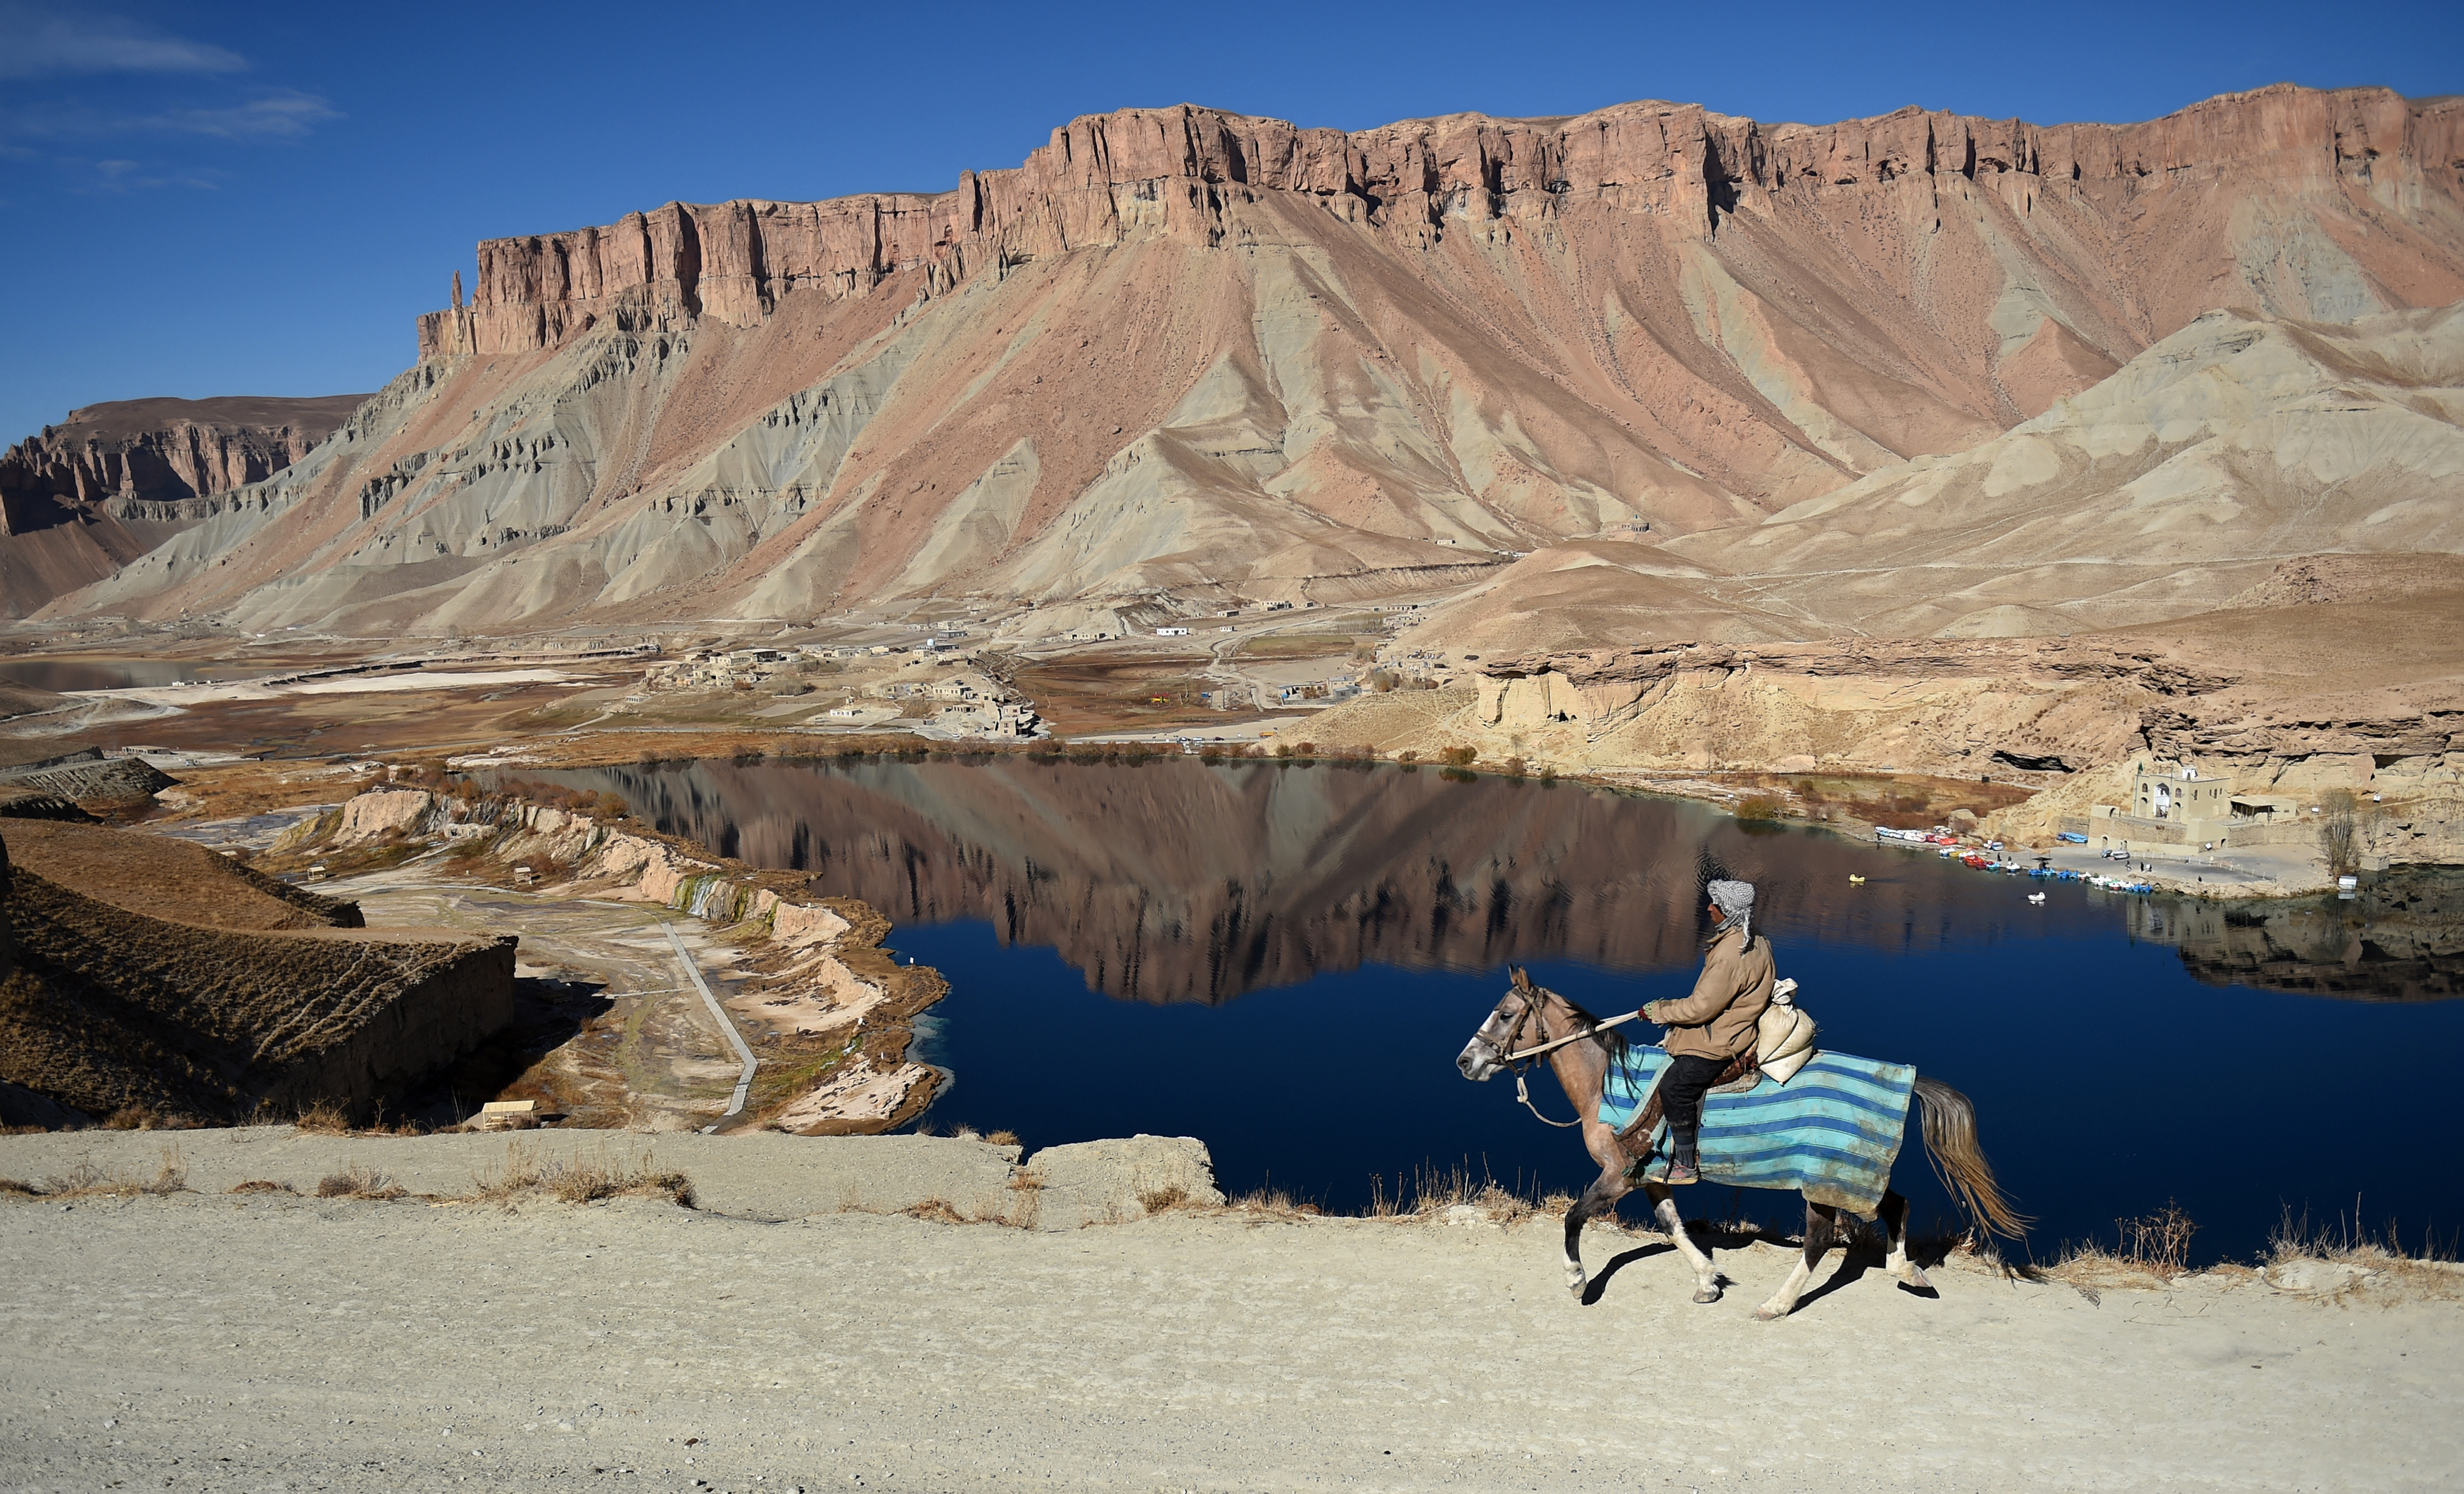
[
  {"left": 292, "top": 1100, "right": 353, "bottom": 1135},
  {"left": 901, "top": 1197, "right": 967, "bottom": 1224},
  {"left": 984, "top": 1129, "right": 1021, "bottom": 1148},
  {"left": 1136, "top": 1184, "right": 1191, "bottom": 1214},
  {"left": 1228, "top": 1185, "right": 1321, "bottom": 1222},
  {"left": 2265, "top": 1204, "right": 2462, "bottom": 1299},
  {"left": 314, "top": 1164, "right": 405, "bottom": 1200},
  {"left": 229, "top": 1179, "right": 296, "bottom": 1195},
  {"left": 1, "top": 1148, "right": 189, "bottom": 1200},
  {"left": 458, "top": 1141, "right": 694, "bottom": 1209},
  {"left": 1364, "top": 1162, "right": 1546, "bottom": 1224}
]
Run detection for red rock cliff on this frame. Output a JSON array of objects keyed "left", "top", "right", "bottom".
[
  {"left": 418, "top": 84, "right": 2464, "bottom": 360},
  {"left": 0, "top": 394, "right": 371, "bottom": 524}
]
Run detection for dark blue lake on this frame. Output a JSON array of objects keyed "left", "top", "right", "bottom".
[{"left": 547, "top": 755, "right": 2464, "bottom": 1264}]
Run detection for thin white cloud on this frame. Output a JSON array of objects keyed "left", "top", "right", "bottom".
[
  {"left": 0, "top": 5, "right": 247, "bottom": 79},
  {"left": 154, "top": 92, "right": 340, "bottom": 139},
  {"left": 2, "top": 90, "right": 341, "bottom": 143}
]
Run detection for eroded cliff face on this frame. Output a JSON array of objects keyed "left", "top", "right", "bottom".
[
  {"left": 420, "top": 87, "right": 2464, "bottom": 372},
  {"left": 0, "top": 394, "right": 369, "bottom": 616},
  {"left": 40, "top": 86, "right": 2464, "bottom": 637}
]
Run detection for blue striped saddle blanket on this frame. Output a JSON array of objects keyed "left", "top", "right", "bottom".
[{"left": 1599, "top": 1047, "right": 1917, "bottom": 1216}]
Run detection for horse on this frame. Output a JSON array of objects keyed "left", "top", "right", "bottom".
[{"left": 1455, "top": 967, "right": 2027, "bottom": 1319}]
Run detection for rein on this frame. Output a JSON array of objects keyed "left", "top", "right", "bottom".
[{"left": 1495, "top": 991, "right": 1642, "bottom": 1129}]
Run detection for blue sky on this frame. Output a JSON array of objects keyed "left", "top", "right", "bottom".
[{"left": 2, "top": 0, "right": 2456, "bottom": 445}]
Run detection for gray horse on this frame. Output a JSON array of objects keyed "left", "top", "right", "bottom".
[{"left": 1457, "top": 968, "right": 2027, "bottom": 1318}]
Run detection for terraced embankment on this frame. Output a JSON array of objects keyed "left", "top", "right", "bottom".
[{"left": 0, "top": 821, "right": 513, "bottom": 1124}]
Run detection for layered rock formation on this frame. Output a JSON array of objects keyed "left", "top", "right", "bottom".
[
  {"left": 0, "top": 394, "right": 368, "bottom": 615},
  {"left": 33, "top": 85, "right": 2464, "bottom": 636}
]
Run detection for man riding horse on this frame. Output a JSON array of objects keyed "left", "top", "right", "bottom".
[{"left": 1641, "top": 878, "right": 1771, "bottom": 1184}]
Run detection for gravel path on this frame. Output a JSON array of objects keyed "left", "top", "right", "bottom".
[{"left": 3, "top": 1144, "right": 2457, "bottom": 1493}]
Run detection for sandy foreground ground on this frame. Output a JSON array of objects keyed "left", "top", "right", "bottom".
[{"left": 3, "top": 1131, "right": 2458, "bottom": 1493}]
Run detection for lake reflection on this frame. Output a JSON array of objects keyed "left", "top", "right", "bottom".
[{"left": 543, "top": 756, "right": 2464, "bottom": 1262}]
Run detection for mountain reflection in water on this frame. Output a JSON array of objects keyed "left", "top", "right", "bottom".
[{"left": 553, "top": 755, "right": 2463, "bottom": 1006}]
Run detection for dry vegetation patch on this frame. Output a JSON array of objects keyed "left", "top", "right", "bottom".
[
  {"left": 314, "top": 1164, "right": 405, "bottom": 1200},
  {"left": 455, "top": 1140, "right": 694, "bottom": 1210},
  {"left": 0, "top": 1146, "right": 187, "bottom": 1200}
]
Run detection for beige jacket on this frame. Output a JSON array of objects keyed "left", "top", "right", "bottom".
[{"left": 1645, "top": 924, "right": 1775, "bottom": 1060}]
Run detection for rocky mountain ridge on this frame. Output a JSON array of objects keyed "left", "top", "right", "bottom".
[
  {"left": 26, "top": 84, "right": 2464, "bottom": 637},
  {"left": 0, "top": 394, "right": 369, "bottom": 617}
]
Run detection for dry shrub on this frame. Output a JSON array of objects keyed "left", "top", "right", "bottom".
[
  {"left": 1438, "top": 746, "right": 1476, "bottom": 767},
  {"left": 902, "top": 1197, "right": 966, "bottom": 1224},
  {"left": 1736, "top": 795, "right": 1787, "bottom": 822},
  {"left": 314, "top": 1165, "right": 404, "bottom": 1200},
  {"left": 293, "top": 1100, "right": 352, "bottom": 1135},
  {"left": 2121, "top": 1199, "right": 2198, "bottom": 1275},
  {"left": 2052, "top": 1198, "right": 2199, "bottom": 1287},
  {"left": 1136, "top": 1184, "right": 1191, "bottom": 1214},
  {"left": 459, "top": 1141, "right": 693, "bottom": 1209},
  {"left": 101, "top": 1105, "right": 161, "bottom": 1131},
  {"left": 984, "top": 1129, "right": 1021, "bottom": 1147},
  {"left": 230, "top": 1179, "right": 296, "bottom": 1195}
]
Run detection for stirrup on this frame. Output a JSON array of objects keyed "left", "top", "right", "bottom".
[{"left": 1664, "top": 1158, "right": 1700, "bottom": 1186}]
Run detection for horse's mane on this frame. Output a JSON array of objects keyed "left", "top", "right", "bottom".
[{"left": 1544, "top": 985, "right": 1630, "bottom": 1060}]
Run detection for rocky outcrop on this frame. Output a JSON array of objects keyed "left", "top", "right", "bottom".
[
  {"left": 1, "top": 395, "right": 369, "bottom": 510},
  {"left": 303, "top": 786, "right": 941, "bottom": 1133},
  {"left": 0, "top": 394, "right": 368, "bottom": 616},
  {"left": 1457, "top": 637, "right": 2232, "bottom": 781},
  {"left": 39, "top": 86, "right": 2464, "bottom": 639}
]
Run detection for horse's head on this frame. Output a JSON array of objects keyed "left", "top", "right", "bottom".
[{"left": 1457, "top": 966, "right": 1542, "bottom": 1082}]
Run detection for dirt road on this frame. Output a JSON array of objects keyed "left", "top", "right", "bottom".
[{"left": 3, "top": 1133, "right": 2456, "bottom": 1492}]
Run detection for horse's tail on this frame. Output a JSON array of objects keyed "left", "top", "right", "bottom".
[{"left": 1911, "top": 1076, "right": 2030, "bottom": 1242}]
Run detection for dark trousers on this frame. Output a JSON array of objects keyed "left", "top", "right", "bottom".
[{"left": 1661, "top": 1053, "right": 1730, "bottom": 1152}]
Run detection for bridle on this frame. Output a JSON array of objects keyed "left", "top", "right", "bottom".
[{"left": 1485, "top": 979, "right": 1595, "bottom": 1129}]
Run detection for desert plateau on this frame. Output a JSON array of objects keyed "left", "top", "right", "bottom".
[{"left": 4, "top": 11, "right": 2463, "bottom": 1488}]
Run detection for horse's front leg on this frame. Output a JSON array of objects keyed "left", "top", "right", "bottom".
[
  {"left": 1561, "top": 1164, "right": 1628, "bottom": 1298},
  {"left": 1561, "top": 1119, "right": 1636, "bottom": 1298},
  {"left": 1754, "top": 1198, "right": 1839, "bottom": 1320},
  {"left": 1641, "top": 1181, "right": 1721, "bottom": 1303}
]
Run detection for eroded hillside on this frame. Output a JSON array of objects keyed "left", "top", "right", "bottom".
[{"left": 35, "top": 84, "right": 2464, "bottom": 638}]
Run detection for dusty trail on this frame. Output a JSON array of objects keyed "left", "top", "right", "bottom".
[{"left": 2, "top": 1162, "right": 2455, "bottom": 1493}]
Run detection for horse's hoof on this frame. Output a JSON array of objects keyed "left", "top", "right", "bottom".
[
  {"left": 1566, "top": 1279, "right": 1586, "bottom": 1300},
  {"left": 1692, "top": 1287, "right": 1722, "bottom": 1305},
  {"left": 1901, "top": 1267, "right": 1934, "bottom": 1291},
  {"left": 1752, "top": 1303, "right": 1788, "bottom": 1321}
]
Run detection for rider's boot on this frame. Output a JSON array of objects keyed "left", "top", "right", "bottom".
[{"left": 1664, "top": 1122, "right": 1701, "bottom": 1186}]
